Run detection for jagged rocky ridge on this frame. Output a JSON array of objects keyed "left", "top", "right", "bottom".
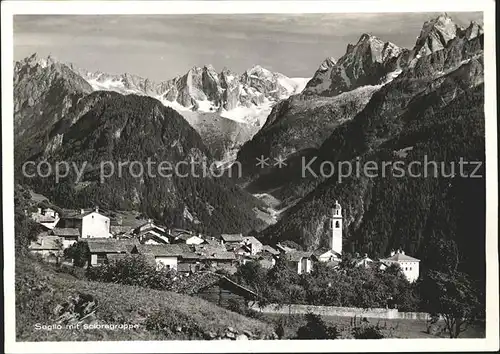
[
  {"left": 15, "top": 54, "right": 309, "bottom": 162},
  {"left": 303, "top": 14, "right": 483, "bottom": 96},
  {"left": 70, "top": 62, "right": 309, "bottom": 124}
]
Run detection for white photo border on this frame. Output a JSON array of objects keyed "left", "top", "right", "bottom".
[{"left": 2, "top": 1, "right": 498, "bottom": 353}]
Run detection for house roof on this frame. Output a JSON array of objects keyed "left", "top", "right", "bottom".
[
  {"left": 136, "top": 222, "right": 167, "bottom": 234},
  {"left": 63, "top": 210, "right": 94, "bottom": 220},
  {"left": 313, "top": 247, "right": 332, "bottom": 256},
  {"left": 110, "top": 226, "right": 134, "bottom": 235},
  {"left": 243, "top": 236, "right": 262, "bottom": 247},
  {"left": 381, "top": 253, "right": 420, "bottom": 262},
  {"left": 169, "top": 271, "right": 258, "bottom": 298},
  {"left": 134, "top": 244, "right": 199, "bottom": 258},
  {"left": 232, "top": 244, "right": 252, "bottom": 254},
  {"left": 86, "top": 239, "right": 137, "bottom": 253},
  {"left": 106, "top": 253, "right": 157, "bottom": 267},
  {"left": 34, "top": 214, "right": 58, "bottom": 223},
  {"left": 194, "top": 244, "right": 236, "bottom": 260},
  {"left": 170, "top": 228, "right": 193, "bottom": 237},
  {"left": 276, "top": 243, "right": 297, "bottom": 253},
  {"left": 140, "top": 231, "right": 171, "bottom": 244},
  {"left": 29, "top": 235, "right": 61, "bottom": 250},
  {"left": 175, "top": 233, "right": 201, "bottom": 241},
  {"left": 205, "top": 238, "right": 221, "bottom": 246},
  {"left": 221, "top": 233, "right": 244, "bottom": 243},
  {"left": 284, "top": 251, "right": 315, "bottom": 262},
  {"left": 262, "top": 245, "right": 279, "bottom": 255},
  {"left": 177, "top": 263, "right": 196, "bottom": 273},
  {"left": 51, "top": 228, "right": 80, "bottom": 237}
]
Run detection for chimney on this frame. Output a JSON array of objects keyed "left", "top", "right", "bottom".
[
  {"left": 38, "top": 208, "right": 42, "bottom": 214},
  {"left": 401, "top": 250, "right": 405, "bottom": 255},
  {"left": 390, "top": 250, "right": 395, "bottom": 256},
  {"left": 80, "top": 209, "right": 85, "bottom": 214},
  {"left": 55, "top": 212, "right": 59, "bottom": 219},
  {"left": 94, "top": 206, "right": 99, "bottom": 213},
  {"left": 364, "top": 253, "right": 368, "bottom": 259}
]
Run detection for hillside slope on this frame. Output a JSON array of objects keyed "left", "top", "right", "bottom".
[
  {"left": 18, "top": 91, "right": 267, "bottom": 235},
  {"left": 16, "top": 257, "right": 274, "bottom": 341}
]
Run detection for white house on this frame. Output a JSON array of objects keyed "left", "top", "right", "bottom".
[
  {"left": 380, "top": 249, "right": 420, "bottom": 283},
  {"left": 58, "top": 206, "right": 110, "bottom": 239}
]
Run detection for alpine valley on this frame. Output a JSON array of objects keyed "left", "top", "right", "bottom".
[{"left": 14, "top": 13, "right": 485, "bottom": 283}]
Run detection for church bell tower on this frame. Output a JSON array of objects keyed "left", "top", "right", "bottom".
[{"left": 330, "top": 200, "right": 343, "bottom": 256}]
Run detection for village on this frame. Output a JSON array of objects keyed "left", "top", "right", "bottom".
[{"left": 28, "top": 201, "right": 420, "bottom": 283}]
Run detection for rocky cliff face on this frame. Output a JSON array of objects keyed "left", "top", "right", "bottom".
[
  {"left": 302, "top": 13, "right": 483, "bottom": 97},
  {"left": 14, "top": 54, "right": 93, "bottom": 164}
]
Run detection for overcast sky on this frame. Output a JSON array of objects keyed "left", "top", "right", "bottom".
[{"left": 14, "top": 12, "right": 482, "bottom": 80}]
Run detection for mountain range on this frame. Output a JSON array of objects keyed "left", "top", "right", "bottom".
[
  {"left": 13, "top": 14, "right": 485, "bottom": 282},
  {"left": 15, "top": 54, "right": 309, "bottom": 163},
  {"left": 243, "top": 14, "right": 484, "bottom": 283}
]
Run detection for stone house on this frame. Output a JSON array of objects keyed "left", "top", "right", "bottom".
[
  {"left": 284, "top": 251, "right": 317, "bottom": 274},
  {"left": 220, "top": 233, "right": 244, "bottom": 245},
  {"left": 134, "top": 220, "right": 172, "bottom": 244},
  {"left": 172, "top": 233, "right": 205, "bottom": 245},
  {"left": 132, "top": 244, "right": 201, "bottom": 271},
  {"left": 170, "top": 271, "right": 259, "bottom": 308},
  {"left": 28, "top": 234, "right": 63, "bottom": 262},
  {"left": 86, "top": 239, "right": 137, "bottom": 266},
  {"left": 50, "top": 228, "right": 80, "bottom": 248},
  {"left": 194, "top": 244, "right": 238, "bottom": 273},
  {"left": 242, "top": 236, "right": 263, "bottom": 255},
  {"left": 314, "top": 248, "right": 341, "bottom": 263}
]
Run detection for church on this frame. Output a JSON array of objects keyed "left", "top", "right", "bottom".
[{"left": 316, "top": 200, "right": 343, "bottom": 263}]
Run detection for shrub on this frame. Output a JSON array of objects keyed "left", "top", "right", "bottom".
[
  {"left": 352, "top": 324, "right": 385, "bottom": 339},
  {"left": 86, "top": 254, "right": 176, "bottom": 290},
  {"left": 296, "top": 313, "right": 339, "bottom": 339},
  {"left": 64, "top": 242, "right": 89, "bottom": 267},
  {"left": 226, "top": 298, "right": 264, "bottom": 320},
  {"left": 144, "top": 307, "right": 203, "bottom": 339}
]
